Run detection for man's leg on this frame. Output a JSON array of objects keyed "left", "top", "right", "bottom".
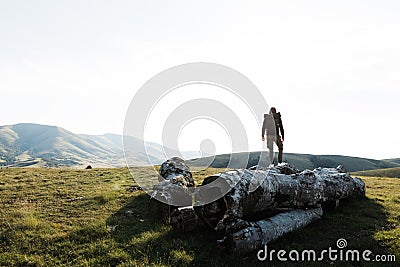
[
  {"left": 276, "top": 136, "right": 283, "bottom": 163},
  {"left": 269, "top": 149, "right": 274, "bottom": 165},
  {"left": 267, "top": 135, "right": 274, "bottom": 165}
]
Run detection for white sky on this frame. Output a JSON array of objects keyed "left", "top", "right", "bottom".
[{"left": 1, "top": 0, "right": 399, "bottom": 159}]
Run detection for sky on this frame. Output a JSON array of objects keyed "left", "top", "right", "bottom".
[{"left": 1, "top": 0, "right": 399, "bottom": 159}]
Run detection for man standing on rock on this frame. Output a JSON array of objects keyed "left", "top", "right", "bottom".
[{"left": 261, "top": 107, "right": 284, "bottom": 166}]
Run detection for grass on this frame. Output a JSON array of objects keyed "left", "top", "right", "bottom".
[{"left": 0, "top": 167, "right": 399, "bottom": 266}]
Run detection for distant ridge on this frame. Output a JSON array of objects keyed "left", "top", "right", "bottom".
[
  {"left": 188, "top": 151, "right": 400, "bottom": 172},
  {"left": 383, "top": 158, "right": 400, "bottom": 165},
  {"left": 1, "top": 123, "right": 398, "bottom": 170},
  {"left": 0, "top": 123, "right": 201, "bottom": 168},
  {"left": 352, "top": 167, "right": 400, "bottom": 178}
]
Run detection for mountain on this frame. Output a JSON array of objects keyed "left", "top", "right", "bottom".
[
  {"left": 1, "top": 123, "right": 398, "bottom": 171},
  {"left": 187, "top": 151, "right": 400, "bottom": 172},
  {"left": 383, "top": 158, "right": 400, "bottom": 165},
  {"left": 0, "top": 123, "right": 201, "bottom": 168}
]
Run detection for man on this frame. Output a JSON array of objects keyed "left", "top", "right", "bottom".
[{"left": 261, "top": 107, "right": 284, "bottom": 165}]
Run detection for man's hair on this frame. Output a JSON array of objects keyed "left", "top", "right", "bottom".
[{"left": 270, "top": 107, "right": 276, "bottom": 114}]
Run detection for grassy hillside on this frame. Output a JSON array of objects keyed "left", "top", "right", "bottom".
[
  {"left": 384, "top": 158, "right": 400, "bottom": 165},
  {"left": 188, "top": 151, "right": 400, "bottom": 172},
  {"left": 0, "top": 123, "right": 126, "bottom": 168},
  {"left": 352, "top": 167, "right": 400, "bottom": 178},
  {"left": 0, "top": 123, "right": 205, "bottom": 168},
  {"left": 1, "top": 168, "right": 399, "bottom": 266}
]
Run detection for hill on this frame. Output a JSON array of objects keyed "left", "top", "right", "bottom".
[
  {"left": 352, "top": 167, "right": 400, "bottom": 178},
  {"left": 0, "top": 168, "right": 398, "bottom": 266},
  {"left": 188, "top": 151, "right": 400, "bottom": 172},
  {"left": 1, "top": 123, "right": 398, "bottom": 171},
  {"left": 0, "top": 123, "right": 201, "bottom": 168},
  {"left": 384, "top": 158, "right": 400, "bottom": 165}
]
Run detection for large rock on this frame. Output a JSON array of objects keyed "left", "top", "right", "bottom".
[
  {"left": 151, "top": 158, "right": 366, "bottom": 253},
  {"left": 159, "top": 157, "right": 194, "bottom": 187},
  {"left": 150, "top": 157, "right": 195, "bottom": 210},
  {"left": 218, "top": 207, "right": 323, "bottom": 254}
]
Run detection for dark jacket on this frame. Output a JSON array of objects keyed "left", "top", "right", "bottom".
[{"left": 261, "top": 112, "right": 284, "bottom": 139}]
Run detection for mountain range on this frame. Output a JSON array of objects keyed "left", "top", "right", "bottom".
[
  {"left": 0, "top": 123, "right": 201, "bottom": 168},
  {"left": 187, "top": 152, "right": 400, "bottom": 172},
  {"left": 0, "top": 123, "right": 399, "bottom": 171}
]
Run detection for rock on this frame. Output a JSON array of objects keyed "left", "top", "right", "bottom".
[
  {"left": 85, "top": 165, "right": 92, "bottom": 169},
  {"left": 149, "top": 157, "right": 196, "bottom": 217},
  {"left": 106, "top": 225, "right": 117, "bottom": 232},
  {"left": 218, "top": 207, "right": 323, "bottom": 254},
  {"left": 151, "top": 158, "right": 366, "bottom": 254},
  {"left": 159, "top": 157, "right": 194, "bottom": 187},
  {"left": 126, "top": 185, "right": 143, "bottom": 192},
  {"left": 248, "top": 162, "right": 299, "bottom": 175},
  {"left": 170, "top": 206, "right": 199, "bottom": 231},
  {"left": 336, "top": 165, "right": 347, "bottom": 173},
  {"left": 275, "top": 162, "right": 300, "bottom": 174},
  {"left": 205, "top": 166, "right": 365, "bottom": 233},
  {"left": 66, "top": 196, "right": 84, "bottom": 202}
]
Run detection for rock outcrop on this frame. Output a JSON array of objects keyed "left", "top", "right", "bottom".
[{"left": 150, "top": 158, "right": 366, "bottom": 254}]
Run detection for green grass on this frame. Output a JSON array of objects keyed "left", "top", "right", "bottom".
[
  {"left": 352, "top": 167, "right": 400, "bottom": 178},
  {"left": 1, "top": 168, "right": 399, "bottom": 266}
]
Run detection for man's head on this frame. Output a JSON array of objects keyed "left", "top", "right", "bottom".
[{"left": 269, "top": 107, "right": 276, "bottom": 114}]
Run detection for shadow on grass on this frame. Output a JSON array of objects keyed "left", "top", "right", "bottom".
[
  {"left": 267, "top": 196, "right": 398, "bottom": 266},
  {"left": 107, "top": 192, "right": 397, "bottom": 266},
  {"left": 106, "top": 192, "right": 241, "bottom": 266}
]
